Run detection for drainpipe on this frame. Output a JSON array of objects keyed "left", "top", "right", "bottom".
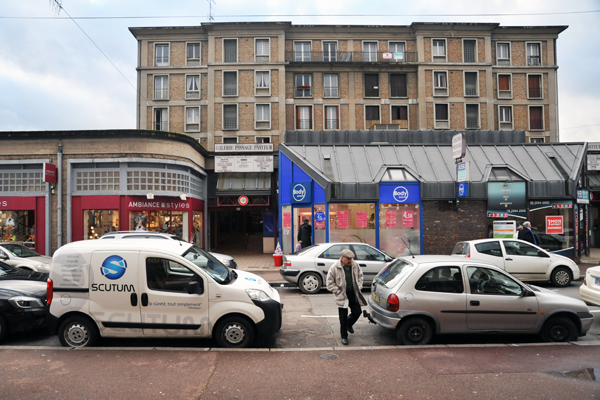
[
  {"left": 57, "top": 142, "right": 63, "bottom": 248},
  {"left": 45, "top": 181, "right": 51, "bottom": 256}
]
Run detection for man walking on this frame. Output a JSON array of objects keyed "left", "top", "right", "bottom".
[
  {"left": 297, "top": 219, "right": 312, "bottom": 249},
  {"left": 518, "top": 221, "right": 537, "bottom": 245},
  {"left": 326, "top": 249, "right": 367, "bottom": 345}
]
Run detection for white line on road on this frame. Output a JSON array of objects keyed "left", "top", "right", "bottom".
[{"left": 301, "top": 315, "right": 338, "bottom": 318}]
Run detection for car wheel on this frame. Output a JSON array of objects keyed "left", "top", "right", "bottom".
[
  {"left": 214, "top": 316, "right": 255, "bottom": 348},
  {"left": 550, "top": 267, "right": 571, "bottom": 287},
  {"left": 299, "top": 272, "right": 322, "bottom": 294},
  {"left": 58, "top": 315, "right": 99, "bottom": 348},
  {"left": 540, "top": 317, "right": 578, "bottom": 342},
  {"left": 0, "top": 315, "right": 8, "bottom": 343},
  {"left": 397, "top": 317, "right": 433, "bottom": 345}
]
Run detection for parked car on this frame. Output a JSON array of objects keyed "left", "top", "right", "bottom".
[
  {"left": 99, "top": 231, "right": 237, "bottom": 269},
  {"left": 580, "top": 265, "right": 600, "bottom": 307},
  {"left": 280, "top": 243, "right": 394, "bottom": 294},
  {"left": 0, "top": 242, "right": 52, "bottom": 273},
  {"left": 451, "top": 238, "right": 579, "bottom": 287},
  {"left": 0, "top": 261, "right": 47, "bottom": 343},
  {"left": 364, "top": 255, "right": 594, "bottom": 345}
]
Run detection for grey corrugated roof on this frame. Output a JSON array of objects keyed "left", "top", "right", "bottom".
[{"left": 280, "top": 142, "right": 586, "bottom": 202}]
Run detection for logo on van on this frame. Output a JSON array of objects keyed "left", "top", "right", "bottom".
[
  {"left": 393, "top": 186, "right": 409, "bottom": 203},
  {"left": 101, "top": 255, "right": 128, "bottom": 280}
]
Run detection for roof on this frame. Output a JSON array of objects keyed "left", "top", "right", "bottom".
[{"left": 280, "top": 132, "right": 586, "bottom": 202}]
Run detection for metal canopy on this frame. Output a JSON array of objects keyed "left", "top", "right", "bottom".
[{"left": 215, "top": 172, "right": 271, "bottom": 196}]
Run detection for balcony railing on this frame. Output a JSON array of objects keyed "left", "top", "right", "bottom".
[{"left": 286, "top": 51, "right": 418, "bottom": 63}]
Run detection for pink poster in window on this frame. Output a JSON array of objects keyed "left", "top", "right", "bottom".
[
  {"left": 356, "top": 211, "right": 367, "bottom": 228},
  {"left": 402, "top": 210, "right": 414, "bottom": 228},
  {"left": 283, "top": 212, "right": 291, "bottom": 228},
  {"left": 386, "top": 210, "right": 397, "bottom": 227},
  {"left": 337, "top": 211, "right": 348, "bottom": 228}
]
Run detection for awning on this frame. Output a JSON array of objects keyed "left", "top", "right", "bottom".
[
  {"left": 215, "top": 172, "right": 272, "bottom": 196},
  {"left": 589, "top": 171, "right": 600, "bottom": 190}
]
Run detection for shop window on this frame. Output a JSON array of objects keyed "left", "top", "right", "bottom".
[
  {"left": 0, "top": 210, "right": 35, "bottom": 243},
  {"left": 379, "top": 203, "right": 421, "bottom": 258},
  {"left": 281, "top": 205, "right": 292, "bottom": 255},
  {"left": 192, "top": 211, "right": 203, "bottom": 248},
  {"left": 84, "top": 210, "right": 119, "bottom": 240},
  {"left": 529, "top": 202, "right": 572, "bottom": 252},
  {"left": 328, "top": 203, "right": 376, "bottom": 247},
  {"left": 130, "top": 211, "right": 188, "bottom": 240},
  {"left": 0, "top": 170, "right": 43, "bottom": 193},
  {"left": 313, "top": 204, "right": 326, "bottom": 244}
]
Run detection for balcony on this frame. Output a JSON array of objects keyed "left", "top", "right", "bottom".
[{"left": 286, "top": 51, "right": 418, "bottom": 63}]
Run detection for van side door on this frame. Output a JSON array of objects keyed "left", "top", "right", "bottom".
[{"left": 139, "top": 253, "right": 209, "bottom": 338}]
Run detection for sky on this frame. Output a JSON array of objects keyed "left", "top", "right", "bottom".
[{"left": 1, "top": 0, "right": 599, "bottom": 143}]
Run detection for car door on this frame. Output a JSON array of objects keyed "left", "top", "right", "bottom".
[
  {"left": 351, "top": 244, "right": 391, "bottom": 286},
  {"left": 471, "top": 241, "right": 505, "bottom": 270},
  {"left": 139, "top": 254, "right": 209, "bottom": 338},
  {"left": 465, "top": 265, "right": 538, "bottom": 331},
  {"left": 315, "top": 244, "right": 352, "bottom": 277},
  {"left": 500, "top": 240, "right": 551, "bottom": 280}
]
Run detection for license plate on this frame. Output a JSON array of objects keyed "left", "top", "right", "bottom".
[{"left": 372, "top": 292, "right": 380, "bottom": 303}]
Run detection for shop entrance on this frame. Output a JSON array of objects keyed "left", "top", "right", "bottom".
[{"left": 212, "top": 210, "right": 264, "bottom": 253}]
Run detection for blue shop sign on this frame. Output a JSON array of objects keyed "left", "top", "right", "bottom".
[
  {"left": 315, "top": 211, "right": 325, "bottom": 222},
  {"left": 457, "top": 182, "right": 469, "bottom": 197},
  {"left": 291, "top": 182, "right": 312, "bottom": 203},
  {"left": 379, "top": 183, "right": 420, "bottom": 203}
]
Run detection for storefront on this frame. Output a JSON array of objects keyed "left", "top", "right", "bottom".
[{"left": 0, "top": 196, "right": 46, "bottom": 254}]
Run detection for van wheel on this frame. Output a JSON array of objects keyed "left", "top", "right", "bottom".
[
  {"left": 214, "top": 316, "right": 255, "bottom": 348},
  {"left": 58, "top": 315, "right": 99, "bottom": 348},
  {"left": 299, "top": 272, "right": 321, "bottom": 294},
  {"left": 0, "top": 315, "right": 8, "bottom": 343},
  {"left": 540, "top": 317, "right": 578, "bottom": 342},
  {"left": 397, "top": 317, "right": 433, "bottom": 345},
  {"left": 551, "top": 267, "right": 571, "bottom": 287}
]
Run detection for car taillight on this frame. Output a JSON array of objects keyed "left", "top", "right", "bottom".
[
  {"left": 47, "top": 278, "right": 53, "bottom": 306},
  {"left": 466, "top": 253, "right": 471, "bottom": 258},
  {"left": 387, "top": 293, "right": 399, "bottom": 312},
  {"left": 584, "top": 276, "right": 587, "bottom": 286},
  {"left": 284, "top": 261, "right": 291, "bottom": 267}
]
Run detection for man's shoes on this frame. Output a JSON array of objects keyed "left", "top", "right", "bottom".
[
  {"left": 347, "top": 325, "right": 354, "bottom": 334},
  {"left": 341, "top": 338, "right": 349, "bottom": 345}
]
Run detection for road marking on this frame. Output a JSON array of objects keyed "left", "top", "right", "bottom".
[{"left": 301, "top": 315, "right": 338, "bottom": 318}]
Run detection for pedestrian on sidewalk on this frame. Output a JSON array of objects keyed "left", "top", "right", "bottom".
[
  {"left": 518, "top": 221, "right": 537, "bottom": 245},
  {"left": 297, "top": 219, "right": 312, "bottom": 249},
  {"left": 326, "top": 249, "right": 367, "bottom": 345}
]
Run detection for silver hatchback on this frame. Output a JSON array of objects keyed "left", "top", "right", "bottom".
[{"left": 365, "top": 255, "right": 594, "bottom": 345}]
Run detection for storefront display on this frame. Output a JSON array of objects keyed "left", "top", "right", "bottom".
[
  {"left": 329, "top": 203, "right": 376, "bottom": 246},
  {"left": 84, "top": 210, "right": 118, "bottom": 240},
  {"left": 529, "top": 200, "right": 574, "bottom": 256}
]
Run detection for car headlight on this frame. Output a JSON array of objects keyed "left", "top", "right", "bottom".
[
  {"left": 37, "top": 263, "right": 51, "bottom": 271},
  {"left": 219, "top": 259, "right": 231, "bottom": 267},
  {"left": 8, "top": 296, "right": 45, "bottom": 309},
  {"left": 245, "top": 289, "right": 271, "bottom": 301}
]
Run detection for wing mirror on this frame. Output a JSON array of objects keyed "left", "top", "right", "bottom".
[
  {"left": 186, "top": 280, "right": 204, "bottom": 294},
  {"left": 521, "top": 288, "right": 535, "bottom": 297},
  {"left": 0, "top": 254, "right": 6, "bottom": 260}
]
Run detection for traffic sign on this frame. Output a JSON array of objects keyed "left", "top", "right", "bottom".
[{"left": 238, "top": 196, "right": 249, "bottom": 206}]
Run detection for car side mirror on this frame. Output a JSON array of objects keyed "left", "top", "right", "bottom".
[
  {"left": 521, "top": 288, "right": 535, "bottom": 297},
  {"left": 0, "top": 254, "right": 6, "bottom": 260},
  {"left": 385, "top": 256, "right": 393, "bottom": 262},
  {"left": 187, "top": 280, "right": 204, "bottom": 294}
]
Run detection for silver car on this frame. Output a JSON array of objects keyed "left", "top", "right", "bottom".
[
  {"left": 0, "top": 243, "right": 51, "bottom": 273},
  {"left": 280, "top": 243, "right": 394, "bottom": 294},
  {"left": 365, "top": 255, "right": 594, "bottom": 345}
]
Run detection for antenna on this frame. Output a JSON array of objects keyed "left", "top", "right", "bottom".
[
  {"left": 49, "top": 0, "right": 63, "bottom": 16},
  {"left": 207, "top": 0, "right": 216, "bottom": 21},
  {"left": 401, "top": 237, "right": 415, "bottom": 259}
]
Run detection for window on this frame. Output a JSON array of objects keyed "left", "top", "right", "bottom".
[
  {"left": 185, "top": 107, "right": 200, "bottom": 132},
  {"left": 255, "top": 39, "right": 269, "bottom": 62},
  {"left": 529, "top": 106, "right": 544, "bottom": 130},
  {"left": 463, "top": 39, "right": 477, "bottom": 63},
  {"left": 528, "top": 74, "right": 542, "bottom": 98},
  {"left": 433, "top": 71, "right": 448, "bottom": 96},
  {"left": 434, "top": 103, "right": 449, "bottom": 129},
  {"left": 223, "top": 104, "right": 238, "bottom": 130},
  {"left": 154, "top": 75, "right": 168, "bottom": 100},
  {"left": 390, "top": 74, "right": 407, "bottom": 98},
  {"left": 255, "top": 137, "right": 270, "bottom": 143},
  {"left": 294, "top": 42, "right": 311, "bottom": 62},
  {"left": 155, "top": 43, "right": 169, "bottom": 66},
  {"left": 530, "top": 137, "right": 545, "bottom": 143},
  {"left": 223, "top": 39, "right": 237, "bottom": 63},
  {"left": 363, "top": 42, "right": 377, "bottom": 62},
  {"left": 324, "top": 74, "right": 339, "bottom": 98},
  {"left": 497, "top": 74, "right": 512, "bottom": 99},
  {"left": 467, "top": 266, "right": 522, "bottom": 296},
  {"left": 296, "top": 106, "right": 312, "bottom": 130},
  {"left": 466, "top": 104, "right": 479, "bottom": 129},
  {"left": 365, "top": 105, "right": 380, "bottom": 128},
  {"left": 497, "top": 42, "right": 510, "bottom": 65},
  {"left": 223, "top": 71, "right": 237, "bottom": 96},
  {"left": 499, "top": 106, "right": 513, "bottom": 130},
  {"left": 186, "top": 75, "right": 200, "bottom": 99},
  {"left": 325, "top": 105, "right": 339, "bottom": 129},
  {"left": 146, "top": 257, "right": 203, "bottom": 293},
  {"left": 319, "top": 244, "right": 351, "bottom": 260},
  {"left": 391, "top": 105, "right": 408, "bottom": 129},
  {"left": 187, "top": 43, "right": 200, "bottom": 66},
  {"left": 255, "top": 71, "right": 270, "bottom": 95},
  {"left": 464, "top": 71, "right": 478, "bottom": 96},
  {"left": 364, "top": 73, "right": 379, "bottom": 97},
  {"left": 415, "top": 267, "right": 464, "bottom": 293},
  {"left": 295, "top": 74, "right": 312, "bottom": 97},
  {"left": 353, "top": 245, "right": 387, "bottom": 262},
  {"left": 323, "top": 41, "right": 337, "bottom": 62},
  {"left": 527, "top": 43, "right": 541, "bottom": 66},
  {"left": 474, "top": 241, "right": 502, "bottom": 257},
  {"left": 432, "top": 39, "right": 446, "bottom": 62},
  {"left": 154, "top": 108, "right": 168, "bottom": 131},
  {"left": 255, "top": 104, "right": 270, "bottom": 130},
  {"left": 389, "top": 42, "right": 405, "bottom": 62},
  {"left": 223, "top": 137, "right": 238, "bottom": 144}
]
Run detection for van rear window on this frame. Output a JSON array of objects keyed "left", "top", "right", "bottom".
[
  {"left": 452, "top": 242, "right": 469, "bottom": 255},
  {"left": 374, "top": 259, "right": 414, "bottom": 288}
]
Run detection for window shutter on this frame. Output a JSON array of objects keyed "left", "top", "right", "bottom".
[{"left": 498, "top": 75, "right": 510, "bottom": 91}]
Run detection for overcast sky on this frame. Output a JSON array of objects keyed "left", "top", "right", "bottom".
[{"left": 1, "top": 0, "right": 599, "bottom": 143}]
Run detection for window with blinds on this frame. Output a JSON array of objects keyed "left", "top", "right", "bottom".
[
  {"left": 256, "top": 39, "right": 269, "bottom": 62},
  {"left": 223, "top": 39, "right": 237, "bottom": 63},
  {"left": 185, "top": 107, "right": 200, "bottom": 132},
  {"left": 324, "top": 74, "right": 339, "bottom": 98},
  {"left": 527, "top": 43, "right": 541, "bottom": 66},
  {"left": 390, "top": 74, "right": 407, "bottom": 98},
  {"left": 435, "top": 104, "right": 449, "bottom": 129},
  {"left": 325, "top": 106, "right": 339, "bottom": 130},
  {"left": 391, "top": 105, "right": 408, "bottom": 129},
  {"left": 466, "top": 104, "right": 479, "bottom": 129},
  {"left": 432, "top": 39, "right": 446, "bottom": 62},
  {"left": 154, "top": 75, "right": 169, "bottom": 100},
  {"left": 187, "top": 43, "right": 200, "bottom": 66},
  {"left": 155, "top": 44, "right": 169, "bottom": 66},
  {"left": 255, "top": 104, "right": 270, "bottom": 129},
  {"left": 296, "top": 106, "right": 312, "bottom": 130},
  {"left": 497, "top": 74, "right": 512, "bottom": 99},
  {"left": 364, "top": 74, "right": 379, "bottom": 97},
  {"left": 433, "top": 71, "right": 448, "bottom": 96},
  {"left": 255, "top": 71, "right": 270, "bottom": 95},
  {"left": 499, "top": 106, "right": 513, "bottom": 130},
  {"left": 496, "top": 42, "right": 510, "bottom": 65},
  {"left": 529, "top": 106, "right": 544, "bottom": 130},
  {"left": 186, "top": 75, "right": 200, "bottom": 99},
  {"left": 223, "top": 71, "right": 237, "bottom": 96},
  {"left": 463, "top": 40, "right": 476, "bottom": 63},
  {"left": 365, "top": 105, "right": 380, "bottom": 128},
  {"left": 223, "top": 105, "right": 238, "bottom": 130},
  {"left": 528, "top": 75, "right": 542, "bottom": 98},
  {"left": 464, "top": 72, "right": 478, "bottom": 96}
]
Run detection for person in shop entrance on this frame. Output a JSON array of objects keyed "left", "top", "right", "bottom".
[
  {"left": 518, "top": 221, "right": 537, "bottom": 245},
  {"left": 297, "top": 219, "right": 312, "bottom": 249},
  {"left": 326, "top": 249, "right": 367, "bottom": 346}
]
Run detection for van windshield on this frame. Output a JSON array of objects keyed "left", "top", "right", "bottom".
[{"left": 182, "top": 246, "right": 230, "bottom": 284}]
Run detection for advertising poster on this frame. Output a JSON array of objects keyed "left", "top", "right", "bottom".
[
  {"left": 315, "top": 211, "right": 325, "bottom": 229},
  {"left": 356, "top": 211, "right": 367, "bottom": 228},
  {"left": 402, "top": 210, "right": 414, "bottom": 228},
  {"left": 493, "top": 220, "right": 516, "bottom": 238},
  {"left": 385, "top": 210, "right": 397, "bottom": 227},
  {"left": 283, "top": 212, "right": 291, "bottom": 229},
  {"left": 546, "top": 216, "right": 563, "bottom": 234},
  {"left": 337, "top": 211, "right": 348, "bottom": 228},
  {"left": 487, "top": 182, "right": 527, "bottom": 218}
]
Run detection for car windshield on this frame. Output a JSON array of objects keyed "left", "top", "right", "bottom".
[
  {"left": 374, "top": 259, "right": 414, "bottom": 288},
  {"left": 182, "top": 246, "right": 230, "bottom": 284},
  {"left": 2, "top": 244, "right": 41, "bottom": 258}
]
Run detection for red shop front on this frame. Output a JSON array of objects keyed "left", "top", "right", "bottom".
[
  {"left": 0, "top": 196, "right": 47, "bottom": 255},
  {"left": 71, "top": 195, "right": 205, "bottom": 247}
]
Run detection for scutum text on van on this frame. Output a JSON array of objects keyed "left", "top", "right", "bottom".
[{"left": 91, "top": 283, "right": 135, "bottom": 293}]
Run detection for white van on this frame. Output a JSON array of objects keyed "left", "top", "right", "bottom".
[{"left": 46, "top": 240, "right": 282, "bottom": 348}]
